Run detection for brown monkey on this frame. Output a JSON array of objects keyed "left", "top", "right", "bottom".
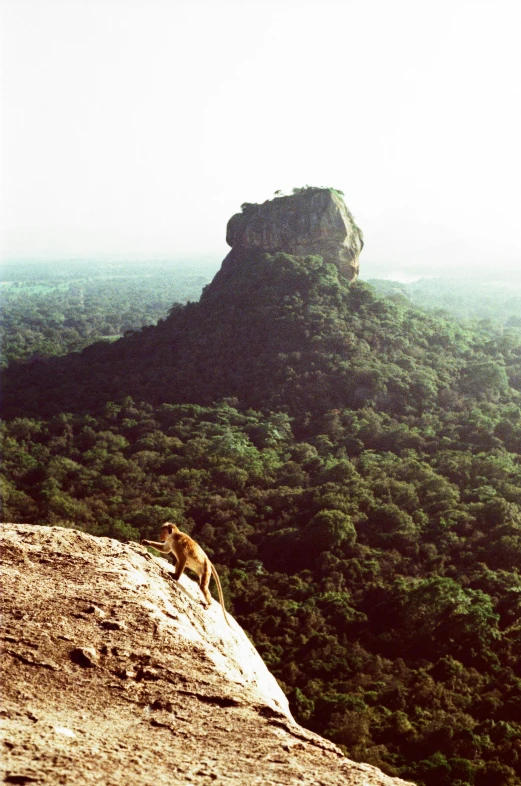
[{"left": 141, "top": 522, "right": 231, "bottom": 627}]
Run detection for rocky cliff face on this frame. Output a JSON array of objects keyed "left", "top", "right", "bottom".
[
  {"left": 209, "top": 188, "right": 363, "bottom": 294},
  {"left": 1, "top": 523, "right": 413, "bottom": 786}
]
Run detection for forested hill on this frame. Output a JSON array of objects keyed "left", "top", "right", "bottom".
[
  {"left": 3, "top": 250, "right": 521, "bottom": 427},
  {"left": 3, "top": 248, "right": 521, "bottom": 784}
]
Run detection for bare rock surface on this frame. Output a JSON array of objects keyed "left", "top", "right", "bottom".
[
  {"left": 223, "top": 188, "right": 363, "bottom": 281},
  {"left": 1, "top": 522, "right": 414, "bottom": 786}
]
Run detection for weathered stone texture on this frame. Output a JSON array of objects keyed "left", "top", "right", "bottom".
[
  {"left": 226, "top": 188, "right": 363, "bottom": 280},
  {"left": 1, "top": 523, "right": 413, "bottom": 786}
]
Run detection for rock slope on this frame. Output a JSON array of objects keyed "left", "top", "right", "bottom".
[{"left": 1, "top": 523, "right": 413, "bottom": 786}]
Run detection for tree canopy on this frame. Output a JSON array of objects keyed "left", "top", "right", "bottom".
[{"left": 2, "top": 255, "right": 521, "bottom": 786}]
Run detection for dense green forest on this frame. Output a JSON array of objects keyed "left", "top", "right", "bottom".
[
  {"left": 4, "top": 253, "right": 521, "bottom": 422},
  {"left": 2, "top": 255, "right": 521, "bottom": 785},
  {"left": 3, "top": 259, "right": 521, "bottom": 371},
  {"left": 0, "top": 260, "right": 212, "bottom": 367}
]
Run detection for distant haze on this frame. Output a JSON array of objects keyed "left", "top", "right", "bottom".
[{"left": 1, "top": 0, "right": 520, "bottom": 281}]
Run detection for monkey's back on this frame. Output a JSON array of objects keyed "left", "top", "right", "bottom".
[{"left": 172, "top": 532, "right": 208, "bottom": 577}]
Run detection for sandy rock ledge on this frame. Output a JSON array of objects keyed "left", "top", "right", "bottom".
[{"left": 1, "top": 523, "right": 414, "bottom": 786}]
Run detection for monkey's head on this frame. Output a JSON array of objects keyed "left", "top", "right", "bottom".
[{"left": 159, "top": 522, "right": 179, "bottom": 541}]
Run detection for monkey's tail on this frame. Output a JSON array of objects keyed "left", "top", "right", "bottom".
[{"left": 211, "top": 564, "right": 232, "bottom": 628}]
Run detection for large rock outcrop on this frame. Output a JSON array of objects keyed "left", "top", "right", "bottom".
[
  {"left": 1, "top": 523, "right": 413, "bottom": 786},
  {"left": 1, "top": 188, "right": 364, "bottom": 420},
  {"left": 209, "top": 188, "right": 363, "bottom": 293}
]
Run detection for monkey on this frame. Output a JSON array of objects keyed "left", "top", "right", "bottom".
[{"left": 141, "top": 522, "right": 231, "bottom": 628}]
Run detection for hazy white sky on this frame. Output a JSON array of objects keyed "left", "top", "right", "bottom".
[{"left": 1, "top": 0, "right": 520, "bottom": 278}]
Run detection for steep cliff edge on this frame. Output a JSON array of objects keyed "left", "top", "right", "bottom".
[
  {"left": 208, "top": 187, "right": 363, "bottom": 295},
  {"left": 1, "top": 523, "right": 413, "bottom": 786}
]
